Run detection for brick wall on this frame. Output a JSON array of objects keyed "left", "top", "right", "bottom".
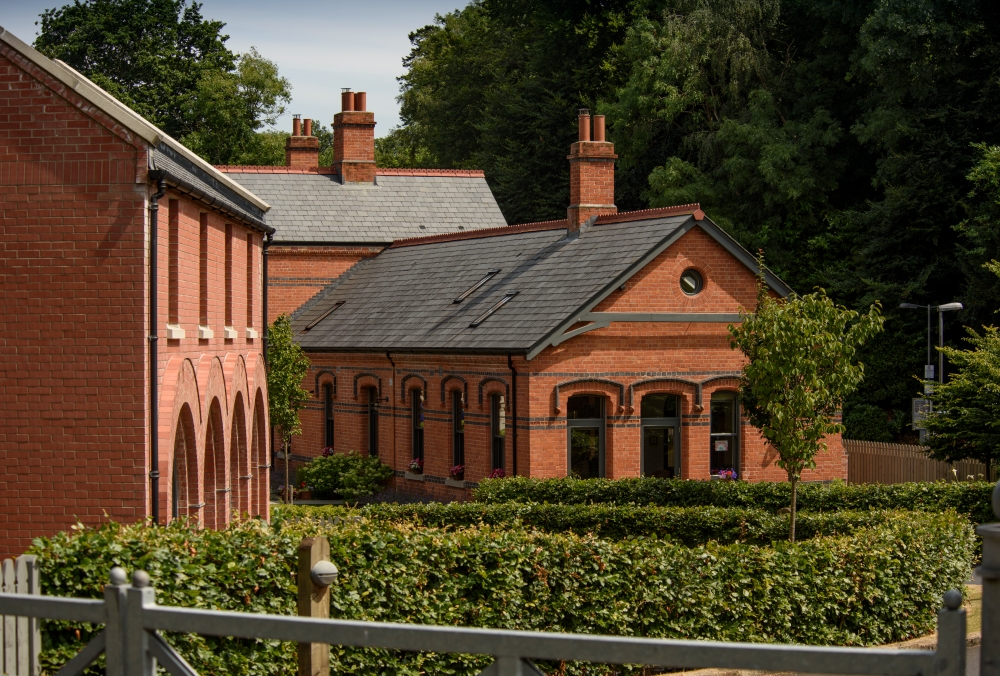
[
  {"left": 267, "top": 245, "right": 381, "bottom": 322},
  {"left": 0, "top": 46, "right": 269, "bottom": 556},
  {"left": 289, "top": 225, "right": 846, "bottom": 501},
  {"left": 567, "top": 140, "right": 617, "bottom": 229},
  {"left": 332, "top": 110, "right": 376, "bottom": 183}
]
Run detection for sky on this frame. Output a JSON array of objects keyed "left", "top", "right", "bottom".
[{"left": 1, "top": 0, "right": 468, "bottom": 137}]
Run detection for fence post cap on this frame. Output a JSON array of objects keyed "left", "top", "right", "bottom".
[
  {"left": 109, "top": 567, "right": 128, "bottom": 586},
  {"left": 943, "top": 589, "right": 963, "bottom": 610},
  {"left": 132, "top": 570, "right": 151, "bottom": 588}
]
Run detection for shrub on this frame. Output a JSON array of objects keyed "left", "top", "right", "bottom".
[
  {"left": 275, "top": 502, "right": 918, "bottom": 545},
  {"left": 31, "top": 512, "right": 974, "bottom": 675},
  {"left": 473, "top": 477, "right": 996, "bottom": 523},
  {"left": 297, "top": 451, "right": 393, "bottom": 500}
]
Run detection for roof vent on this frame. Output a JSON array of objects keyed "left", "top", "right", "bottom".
[
  {"left": 469, "top": 292, "right": 518, "bottom": 328},
  {"left": 454, "top": 269, "right": 501, "bottom": 303},
  {"left": 303, "top": 300, "right": 345, "bottom": 331}
]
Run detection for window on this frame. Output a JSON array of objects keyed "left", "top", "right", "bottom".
[
  {"left": 224, "top": 223, "right": 233, "bottom": 327},
  {"left": 323, "top": 383, "right": 334, "bottom": 449},
  {"left": 303, "top": 300, "right": 345, "bottom": 331},
  {"left": 641, "top": 393, "right": 680, "bottom": 478},
  {"left": 454, "top": 269, "right": 500, "bottom": 303},
  {"left": 710, "top": 392, "right": 739, "bottom": 476},
  {"left": 199, "top": 213, "right": 209, "bottom": 326},
  {"left": 490, "top": 393, "right": 506, "bottom": 472},
  {"left": 452, "top": 390, "right": 465, "bottom": 468},
  {"left": 567, "top": 395, "right": 604, "bottom": 479},
  {"left": 680, "top": 268, "right": 703, "bottom": 295},
  {"left": 367, "top": 387, "right": 379, "bottom": 456},
  {"left": 411, "top": 390, "right": 424, "bottom": 462},
  {"left": 168, "top": 199, "right": 179, "bottom": 324},
  {"left": 469, "top": 292, "right": 518, "bottom": 328}
]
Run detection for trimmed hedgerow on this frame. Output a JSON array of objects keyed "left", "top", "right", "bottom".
[
  {"left": 275, "top": 502, "right": 917, "bottom": 546},
  {"left": 31, "top": 512, "right": 973, "bottom": 675},
  {"left": 473, "top": 477, "right": 995, "bottom": 522}
]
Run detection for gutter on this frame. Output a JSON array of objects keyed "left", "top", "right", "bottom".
[{"left": 147, "top": 168, "right": 167, "bottom": 525}]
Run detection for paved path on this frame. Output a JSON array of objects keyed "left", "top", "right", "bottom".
[{"left": 968, "top": 645, "right": 980, "bottom": 676}]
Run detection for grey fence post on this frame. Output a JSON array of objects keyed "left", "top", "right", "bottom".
[
  {"left": 104, "top": 567, "right": 128, "bottom": 676},
  {"left": 936, "top": 590, "right": 967, "bottom": 676},
  {"left": 21, "top": 556, "right": 41, "bottom": 676},
  {"left": 980, "top": 482, "right": 1000, "bottom": 676},
  {"left": 124, "top": 571, "right": 156, "bottom": 676}
]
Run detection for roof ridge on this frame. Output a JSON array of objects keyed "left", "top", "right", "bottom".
[
  {"left": 215, "top": 166, "right": 339, "bottom": 174},
  {"left": 389, "top": 219, "right": 567, "bottom": 249},
  {"left": 595, "top": 204, "right": 703, "bottom": 225},
  {"left": 377, "top": 168, "right": 485, "bottom": 177}
]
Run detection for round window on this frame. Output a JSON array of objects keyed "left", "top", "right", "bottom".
[{"left": 680, "top": 269, "right": 703, "bottom": 295}]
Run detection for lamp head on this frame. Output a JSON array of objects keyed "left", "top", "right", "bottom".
[{"left": 937, "top": 302, "right": 964, "bottom": 312}]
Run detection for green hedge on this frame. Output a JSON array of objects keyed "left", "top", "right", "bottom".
[
  {"left": 31, "top": 512, "right": 974, "bottom": 675},
  {"left": 275, "top": 502, "right": 918, "bottom": 546},
  {"left": 473, "top": 477, "right": 996, "bottom": 522}
]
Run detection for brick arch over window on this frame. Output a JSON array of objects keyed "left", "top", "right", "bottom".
[
  {"left": 163, "top": 356, "right": 202, "bottom": 525},
  {"left": 353, "top": 372, "right": 382, "bottom": 399},
  {"left": 203, "top": 398, "right": 227, "bottom": 530},
  {"left": 400, "top": 374, "right": 427, "bottom": 403},
  {"left": 314, "top": 369, "right": 336, "bottom": 397},
  {"left": 171, "top": 403, "right": 199, "bottom": 525},
  {"left": 478, "top": 377, "right": 509, "bottom": 409},
  {"left": 230, "top": 392, "right": 249, "bottom": 518},
  {"left": 440, "top": 375, "right": 468, "bottom": 405},
  {"left": 554, "top": 378, "right": 624, "bottom": 415},
  {"left": 628, "top": 378, "right": 699, "bottom": 414}
]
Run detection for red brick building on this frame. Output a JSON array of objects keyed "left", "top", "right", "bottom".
[
  {"left": 287, "top": 111, "right": 848, "bottom": 497},
  {"left": 0, "top": 29, "right": 271, "bottom": 556},
  {"left": 218, "top": 90, "right": 508, "bottom": 323}
]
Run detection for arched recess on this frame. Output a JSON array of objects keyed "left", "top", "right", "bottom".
[
  {"left": 554, "top": 378, "right": 624, "bottom": 414},
  {"left": 628, "top": 377, "right": 699, "bottom": 413},
  {"left": 229, "top": 392, "right": 248, "bottom": 519},
  {"left": 171, "top": 403, "right": 199, "bottom": 524},
  {"left": 163, "top": 357, "right": 202, "bottom": 525},
  {"left": 353, "top": 372, "right": 382, "bottom": 399},
  {"left": 203, "top": 398, "right": 227, "bottom": 530},
  {"left": 250, "top": 388, "right": 268, "bottom": 519},
  {"left": 440, "top": 375, "right": 468, "bottom": 405},
  {"left": 478, "top": 377, "right": 509, "bottom": 408},
  {"left": 400, "top": 374, "right": 427, "bottom": 404}
]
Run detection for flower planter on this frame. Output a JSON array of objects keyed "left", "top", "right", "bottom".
[
  {"left": 404, "top": 471, "right": 425, "bottom": 482},
  {"left": 297, "top": 491, "right": 313, "bottom": 500}
]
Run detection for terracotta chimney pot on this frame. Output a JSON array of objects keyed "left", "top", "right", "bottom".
[
  {"left": 354, "top": 91, "right": 366, "bottom": 112},
  {"left": 303, "top": 118, "right": 313, "bottom": 136},
  {"left": 292, "top": 114, "right": 301, "bottom": 137},
  {"left": 341, "top": 88, "right": 354, "bottom": 112},
  {"left": 578, "top": 108, "right": 591, "bottom": 142},
  {"left": 593, "top": 115, "right": 605, "bottom": 142}
]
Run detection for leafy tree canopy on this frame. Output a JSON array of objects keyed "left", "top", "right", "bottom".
[
  {"left": 35, "top": 0, "right": 290, "bottom": 165},
  {"left": 730, "top": 263, "right": 884, "bottom": 539}
]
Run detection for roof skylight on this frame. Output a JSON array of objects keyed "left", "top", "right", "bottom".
[
  {"left": 469, "top": 292, "right": 518, "bottom": 328},
  {"left": 454, "top": 269, "right": 501, "bottom": 303},
  {"left": 304, "top": 300, "right": 345, "bottom": 331}
]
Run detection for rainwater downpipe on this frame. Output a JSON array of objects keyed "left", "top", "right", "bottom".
[
  {"left": 263, "top": 232, "right": 275, "bottom": 469},
  {"left": 386, "top": 352, "right": 396, "bottom": 470},
  {"left": 147, "top": 169, "right": 167, "bottom": 525},
  {"left": 508, "top": 353, "right": 517, "bottom": 476}
]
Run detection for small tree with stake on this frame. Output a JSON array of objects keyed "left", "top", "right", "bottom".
[
  {"left": 266, "top": 315, "right": 310, "bottom": 504},
  {"left": 729, "top": 258, "right": 883, "bottom": 541}
]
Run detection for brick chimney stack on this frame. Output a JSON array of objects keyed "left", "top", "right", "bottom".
[
  {"left": 333, "top": 88, "right": 376, "bottom": 183},
  {"left": 567, "top": 109, "right": 617, "bottom": 230},
  {"left": 285, "top": 114, "right": 320, "bottom": 169}
]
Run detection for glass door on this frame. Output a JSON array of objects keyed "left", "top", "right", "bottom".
[
  {"left": 710, "top": 392, "right": 739, "bottom": 476},
  {"left": 567, "top": 395, "right": 605, "bottom": 478},
  {"left": 641, "top": 393, "right": 681, "bottom": 478}
]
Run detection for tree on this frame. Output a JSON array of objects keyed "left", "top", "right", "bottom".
[
  {"left": 35, "top": 0, "right": 234, "bottom": 138},
  {"left": 923, "top": 326, "right": 1000, "bottom": 470},
  {"left": 266, "top": 315, "right": 310, "bottom": 503},
  {"left": 729, "top": 262, "right": 883, "bottom": 540},
  {"left": 178, "top": 48, "right": 291, "bottom": 165}
]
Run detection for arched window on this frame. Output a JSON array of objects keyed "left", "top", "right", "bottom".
[
  {"left": 641, "top": 393, "right": 680, "bottom": 478},
  {"left": 490, "top": 393, "right": 505, "bottom": 473},
  {"left": 710, "top": 392, "right": 739, "bottom": 477},
  {"left": 567, "top": 394, "right": 604, "bottom": 479},
  {"left": 411, "top": 389, "right": 425, "bottom": 462},
  {"left": 452, "top": 390, "right": 465, "bottom": 469},
  {"left": 366, "top": 387, "right": 379, "bottom": 457},
  {"left": 323, "top": 383, "right": 334, "bottom": 449}
]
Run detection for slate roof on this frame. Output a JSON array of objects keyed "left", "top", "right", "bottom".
[
  {"left": 292, "top": 211, "right": 745, "bottom": 357},
  {"left": 222, "top": 171, "right": 507, "bottom": 244}
]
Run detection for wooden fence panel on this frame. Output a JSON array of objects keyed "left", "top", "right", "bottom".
[
  {"left": 0, "top": 555, "right": 40, "bottom": 676},
  {"left": 845, "top": 439, "right": 989, "bottom": 484}
]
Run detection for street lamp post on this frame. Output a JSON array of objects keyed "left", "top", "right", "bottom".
[{"left": 900, "top": 302, "right": 964, "bottom": 382}]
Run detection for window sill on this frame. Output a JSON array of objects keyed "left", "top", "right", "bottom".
[
  {"left": 223, "top": 326, "right": 238, "bottom": 340},
  {"left": 445, "top": 477, "right": 466, "bottom": 488},
  {"left": 404, "top": 471, "right": 424, "bottom": 482},
  {"left": 246, "top": 327, "right": 258, "bottom": 339},
  {"left": 198, "top": 325, "right": 214, "bottom": 339},
  {"left": 165, "top": 324, "right": 185, "bottom": 339}
]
